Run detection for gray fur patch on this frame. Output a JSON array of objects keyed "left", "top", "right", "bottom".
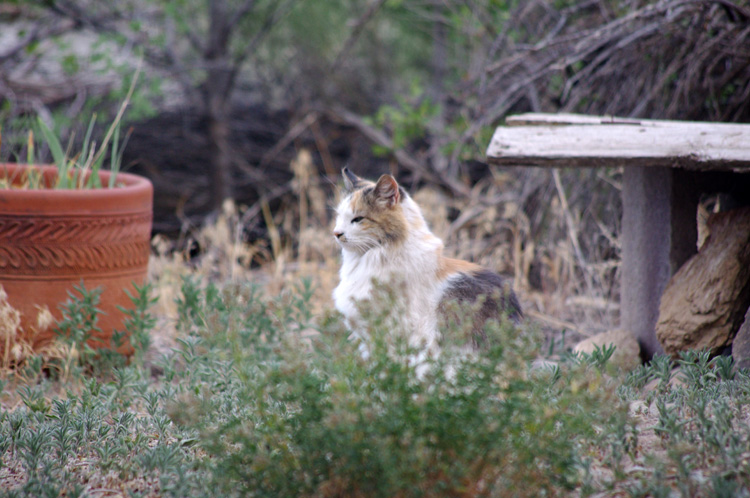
[{"left": 438, "top": 270, "right": 522, "bottom": 348}]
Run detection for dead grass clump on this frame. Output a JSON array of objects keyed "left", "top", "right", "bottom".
[
  {"left": 0, "top": 286, "right": 68, "bottom": 380},
  {"left": 0, "top": 286, "right": 27, "bottom": 370},
  {"left": 147, "top": 148, "right": 341, "bottom": 329}
]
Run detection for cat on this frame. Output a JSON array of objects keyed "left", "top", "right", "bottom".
[{"left": 332, "top": 168, "right": 522, "bottom": 354}]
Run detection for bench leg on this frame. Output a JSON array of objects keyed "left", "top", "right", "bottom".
[{"left": 621, "top": 167, "right": 699, "bottom": 360}]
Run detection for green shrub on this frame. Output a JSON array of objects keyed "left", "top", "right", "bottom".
[
  {"left": 617, "top": 352, "right": 750, "bottom": 497},
  {"left": 172, "top": 279, "right": 622, "bottom": 497},
  {"left": 5, "top": 276, "right": 750, "bottom": 496},
  {"left": 52, "top": 281, "right": 156, "bottom": 379}
]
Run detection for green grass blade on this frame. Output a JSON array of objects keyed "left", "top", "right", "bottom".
[
  {"left": 36, "top": 117, "right": 64, "bottom": 165},
  {"left": 84, "top": 145, "right": 102, "bottom": 188},
  {"left": 108, "top": 122, "right": 122, "bottom": 188},
  {"left": 110, "top": 128, "right": 132, "bottom": 188},
  {"left": 80, "top": 114, "right": 97, "bottom": 169},
  {"left": 37, "top": 116, "right": 70, "bottom": 188}
]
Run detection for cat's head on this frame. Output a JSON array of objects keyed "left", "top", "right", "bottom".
[{"left": 333, "top": 168, "right": 412, "bottom": 253}]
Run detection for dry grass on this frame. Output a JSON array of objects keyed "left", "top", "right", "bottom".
[
  {"left": 149, "top": 151, "right": 622, "bottom": 356},
  {"left": 0, "top": 148, "right": 622, "bottom": 381},
  {"left": 166, "top": 164, "right": 614, "bottom": 350},
  {"left": 0, "top": 287, "right": 78, "bottom": 384}
]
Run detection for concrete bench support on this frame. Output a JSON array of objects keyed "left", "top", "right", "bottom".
[{"left": 621, "top": 167, "right": 700, "bottom": 358}]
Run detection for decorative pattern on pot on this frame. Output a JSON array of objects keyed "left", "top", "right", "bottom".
[{"left": 0, "top": 217, "right": 152, "bottom": 274}]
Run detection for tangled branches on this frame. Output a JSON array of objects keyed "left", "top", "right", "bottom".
[
  {"left": 444, "top": 0, "right": 750, "bottom": 178},
  {"left": 311, "top": 0, "right": 750, "bottom": 190}
]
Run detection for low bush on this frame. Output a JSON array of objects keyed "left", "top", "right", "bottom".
[
  {"left": 2, "top": 277, "right": 750, "bottom": 497},
  {"left": 173, "top": 279, "right": 622, "bottom": 497},
  {"left": 616, "top": 350, "right": 750, "bottom": 497}
]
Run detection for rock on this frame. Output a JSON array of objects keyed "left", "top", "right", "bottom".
[
  {"left": 656, "top": 207, "right": 750, "bottom": 359},
  {"left": 573, "top": 329, "right": 641, "bottom": 370},
  {"left": 732, "top": 306, "right": 750, "bottom": 370}
]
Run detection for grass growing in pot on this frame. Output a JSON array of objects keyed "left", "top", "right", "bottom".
[
  {"left": 0, "top": 62, "right": 140, "bottom": 190},
  {"left": 32, "top": 113, "right": 130, "bottom": 189},
  {"left": 0, "top": 60, "right": 152, "bottom": 365}
]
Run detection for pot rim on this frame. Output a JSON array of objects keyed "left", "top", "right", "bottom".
[{"left": 0, "top": 163, "right": 153, "bottom": 215}]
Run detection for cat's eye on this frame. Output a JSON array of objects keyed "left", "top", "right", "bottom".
[{"left": 351, "top": 216, "right": 364, "bottom": 223}]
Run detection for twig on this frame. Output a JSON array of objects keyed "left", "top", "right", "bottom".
[
  {"left": 330, "top": 0, "right": 388, "bottom": 72},
  {"left": 234, "top": 0, "right": 298, "bottom": 66},
  {"left": 259, "top": 112, "right": 319, "bottom": 170},
  {"left": 90, "top": 60, "right": 142, "bottom": 167}
]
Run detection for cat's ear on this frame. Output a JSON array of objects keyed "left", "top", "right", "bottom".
[
  {"left": 342, "top": 167, "right": 365, "bottom": 192},
  {"left": 374, "top": 174, "right": 400, "bottom": 208}
]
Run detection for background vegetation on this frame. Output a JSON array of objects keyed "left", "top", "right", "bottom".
[
  {"left": 1, "top": 0, "right": 750, "bottom": 495},
  {"left": 3, "top": 0, "right": 748, "bottom": 326}
]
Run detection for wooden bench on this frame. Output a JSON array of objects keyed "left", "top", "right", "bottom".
[{"left": 486, "top": 113, "right": 750, "bottom": 359}]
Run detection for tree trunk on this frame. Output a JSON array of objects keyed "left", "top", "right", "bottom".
[
  {"left": 429, "top": 18, "right": 448, "bottom": 175},
  {"left": 206, "top": 95, "right": 232, "bottom": 211},
  {"left": 204, "top": 0, "right": 234, "bottom": 210}
]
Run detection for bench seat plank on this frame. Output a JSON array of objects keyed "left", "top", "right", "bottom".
[{"left": 488, "top": 114, "right": 750, "bottom": 171}]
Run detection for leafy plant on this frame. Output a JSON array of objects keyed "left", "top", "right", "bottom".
[
  {"left": 3, "top": 270, "right": 750, "bottom": 496},
  {"left": 119, "top": 282, "right": 159, "bottom": 368},
  {"left": 367, "top": 82, "right": 441, "bottom": 155},
  {"left": 173, "top": 280, "right": 620, "bottom": 497},
  {"left": 53, "top": 282, "right": 106, "bottom": 378},
  {"left": 616, "top": 350, "right": 750, "bottom": 496}
]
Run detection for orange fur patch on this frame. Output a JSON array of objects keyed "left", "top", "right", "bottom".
[
  {"left": 348, "top": 186, "right": 409, "bottom": 246},
  {"left": 437, "top": 257, "right": 482, "bottom": 281}
]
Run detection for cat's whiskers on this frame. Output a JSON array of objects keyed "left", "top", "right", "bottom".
[{"left": 346, "top": 237, "right": 379, "bottom": 255}]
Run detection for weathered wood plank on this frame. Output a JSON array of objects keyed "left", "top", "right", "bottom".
[
  {"left": 488, "top": 115, "right": 750, "bottom": 172},
  {"left": 505, "top": 112, "right": 750, "bottom": 129},
  {"left": 506, "top": 113, "right": 643, "bottom": 126}
]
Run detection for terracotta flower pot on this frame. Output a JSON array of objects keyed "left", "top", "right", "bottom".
[{"left": 0, "top": 164, "right": 153, "bottom": 357}]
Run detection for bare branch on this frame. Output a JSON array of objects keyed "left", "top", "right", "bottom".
[
  {"left": 443, "top": 0, "right": 750, "bottom": 174},
  {"left": 0, "top": 17, "right": 76, "bottom": 63},
  {"left": 330, "top": 0, "right": 388, "bottom": 72},
  {"left": 324, "top": 105, "right": 470, "bottom": 196},
  {"left": 232, "top": 0, "right": 298, "bottom": 67},
  {"left": 228, "top": 0, "right": 258, "bottom": 32}
]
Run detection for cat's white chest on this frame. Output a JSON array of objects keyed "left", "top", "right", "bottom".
[
  {"left": 333, "top": 250, "right": 382, "bottom": 319},
  {"left": 333, "top": 239, "right": 443, "bottom": 348}
]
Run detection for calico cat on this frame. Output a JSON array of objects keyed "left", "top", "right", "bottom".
[{"left": 333, "top": 168, "right": 521, "bottom": 352}]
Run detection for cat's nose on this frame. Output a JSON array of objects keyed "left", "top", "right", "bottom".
[{"left": 334, "top": 231, "right": 344, "bottom": 239}]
